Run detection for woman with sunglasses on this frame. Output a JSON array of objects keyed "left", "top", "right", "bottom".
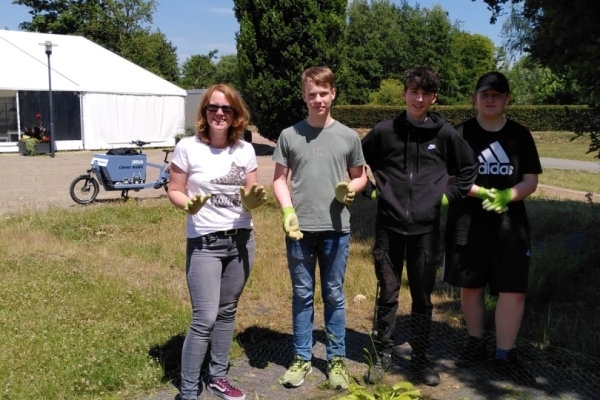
[
  {"left": 443, "top": 72, "right": 541, "bottom": 384},
  {"left": 168, "top": 84, "right": 267, "bottom": 400}
]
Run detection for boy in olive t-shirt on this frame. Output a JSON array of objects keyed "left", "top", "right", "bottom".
[{"left": 272, "top": 66, "right": 366, "bottom": 390}]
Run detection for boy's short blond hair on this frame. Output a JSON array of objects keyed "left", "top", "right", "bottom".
[{"left": 301, "top": 66, "right": 335, "bottom": 91}]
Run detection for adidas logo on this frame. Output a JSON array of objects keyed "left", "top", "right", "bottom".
[{"left": 478, "top": 141, "right": 514, "bottom": 175}]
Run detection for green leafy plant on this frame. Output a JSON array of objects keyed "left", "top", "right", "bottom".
[
  {"left": 340, "top": 336, "right": 421, "bottom": 400},
  {"left": 338, "top": 381, "right": 420, "bottom": 400},
  {"left": 19, "top": 113, "right": 49, "bottom": 155}
]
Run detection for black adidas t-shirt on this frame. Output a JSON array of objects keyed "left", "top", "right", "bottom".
[{"left": 446, "top": 118, "right": 542, "bottom": 248}]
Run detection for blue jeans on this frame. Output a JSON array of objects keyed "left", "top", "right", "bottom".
[
  {"left": 286, "top": 231, "right": 350, "bottom": 361},
  {"left": 179, "top": 229, "right": 255, "bottom": 400}
]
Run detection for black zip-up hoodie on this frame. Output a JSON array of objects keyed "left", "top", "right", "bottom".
[{"left": 361, "top": 111, "right": 477, "bottom": 235}]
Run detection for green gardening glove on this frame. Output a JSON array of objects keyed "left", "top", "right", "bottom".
[
  {"left": 184, "top": 193, "right": 212, "bottom": 215},
  {"left": 335, "top": 182, "right": 356, "bottom": 205},
  {"left": 240, "top": 183, "right": 267, "bottom": 210},
  {"left": 362, "top": 180, "right": 378, "bottom": 201},
  {"left": 282, "top": 207, "right": 303, "bottom": 240},
  {"left": 476, "top": 187, "right": 496, "bottom": 202},
  {"left": 441, "top": 194, "right": 449, "bottom": 208},
  {"left": 481, "top": 188, "right": 511, "bottom": 214}
]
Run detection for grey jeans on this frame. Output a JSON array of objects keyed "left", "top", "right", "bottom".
[{"left": 179, "top": 229, "right": 255, "bottom": 399}]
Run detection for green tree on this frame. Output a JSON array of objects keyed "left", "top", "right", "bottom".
[
  {"left": 482, "top": 0, "right": 599, "bottom": 102},
  {"left": 497, "top": 3, "right": 532, "bottom": 64},
  {"left": 180, "top": 52, "right": 240, "bottom": 90},
  {"left": 417, "top": 4, "right": 461, "bottom": 104},
  {"left": 503, "top": 56, "right": 584, "bottom": 105},
  {"left": 234, "top": 0, "right": 347, "bottom": 140},
  {"left": 481, "top": 0, "right": 600, "bottom": 156},
  {"left": 13, "top": 0, "right": 179, "bottom": 83},
  {"left": 343, "top": 0, "right": 382, "bottom": 104},
  {"left": 451, "top": 33, "right": 496, "bottom": 103},
  {"left": 122, "top": 29, "right": 179, "bottom": 82},
  {"left": 213, "top": 54, "right": 241, "bottom": 89},
  {"left": 344, "top": 0, "right": 406, "bottom": 104},
  {"left": 345, "top": 1, "right": 491, "bottom": 105},
  {"left": 179, "top": 50, "right": 219, "bottom": 89}
]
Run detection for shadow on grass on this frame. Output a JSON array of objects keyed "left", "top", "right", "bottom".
[
  {"left": 236, "top": 325, "right": 293, "bottom": 369},
  {"left": 149, "top": 333, "right": 186, "bottom": 386}
]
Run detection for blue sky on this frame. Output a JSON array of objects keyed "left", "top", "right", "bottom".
[{"left": 1, "top": 0, "right": 506, "bottom": 64}]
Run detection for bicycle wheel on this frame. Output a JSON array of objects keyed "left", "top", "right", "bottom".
[
  {"left": 69, "top": 175, "right": 99, "bottom": 204},
  {"left": 163, "top": 167, "right": 170, "bottom": 193}
]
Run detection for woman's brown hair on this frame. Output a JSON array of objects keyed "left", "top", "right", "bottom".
[{"left": 196, "top": 84, "right": 250, "bottom": 146}]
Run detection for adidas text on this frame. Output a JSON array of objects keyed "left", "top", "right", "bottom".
[{"left": 479, "top": 162, "right": 514, "bottom": 175}]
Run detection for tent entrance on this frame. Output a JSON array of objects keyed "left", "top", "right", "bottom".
[{"left": 0, "top": 90, "right": 18, "bottom": 142}]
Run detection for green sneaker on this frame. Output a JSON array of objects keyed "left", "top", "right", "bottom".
[
  {"left": 282, "top": 355, "right": 312, "bottom": 387},
  {"left": 328, "top": 357, "right": 349, "bottom": 390}
]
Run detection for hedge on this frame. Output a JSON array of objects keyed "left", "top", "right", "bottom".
[{"left": 332, "top": 105, "right": 592, "bottom": 131}]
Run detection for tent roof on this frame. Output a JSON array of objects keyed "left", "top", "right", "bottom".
[{"left": 0, "top": 30, "right": 185, "bottom": 96}]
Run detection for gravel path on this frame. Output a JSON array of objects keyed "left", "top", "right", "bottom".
[{"left": 0, "top": 135, "right": 276, "bottom": 216}]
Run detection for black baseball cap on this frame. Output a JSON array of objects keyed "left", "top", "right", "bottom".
[{"left": 475, "top": 72, "right": 510, "bottom": 94}]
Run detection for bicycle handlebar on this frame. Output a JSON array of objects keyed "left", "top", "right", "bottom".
[{"left": 131, "top": 140, "right": 151, "bottom": 147}]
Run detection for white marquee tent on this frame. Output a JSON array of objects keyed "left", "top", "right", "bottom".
[{"left": 0, "top": 29, "right": 185, "bottom": 153}]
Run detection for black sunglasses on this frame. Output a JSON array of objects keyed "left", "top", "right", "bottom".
[{"left": 205, "top": 104, "right": 235, "bottom": 115}]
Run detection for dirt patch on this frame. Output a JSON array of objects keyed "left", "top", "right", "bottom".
[{"left": 537, "top": 184, "right": 597, "bottom": 202}]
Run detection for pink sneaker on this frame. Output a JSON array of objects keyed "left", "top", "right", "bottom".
[{"left": 206, "top": 377, "right": 246, "bottom": 400}]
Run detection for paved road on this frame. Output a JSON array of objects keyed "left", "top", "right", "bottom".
[
  {"left": 0, "top": 133, "right": 277, "bottom": 216},
  {"left": 540, "top": 157, "right": 600, "bottom": 172},
  {"left": 0, "top": 149, "right": 276, "bottom": 216}
]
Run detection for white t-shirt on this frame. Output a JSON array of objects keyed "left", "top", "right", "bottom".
[{"left": 171, "top": 136, "right": 257, "bottom": 238}]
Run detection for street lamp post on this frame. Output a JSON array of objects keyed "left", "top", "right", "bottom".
[{"left": 40, "top": 41, "right": 57, "bottom": 157}]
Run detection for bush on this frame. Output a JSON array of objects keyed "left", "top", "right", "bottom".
[{"left": 369, "top": 79, "right": 405, "bottom": 106}]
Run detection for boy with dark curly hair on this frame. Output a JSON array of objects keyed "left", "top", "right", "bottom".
[{"left": 361, "top": 66, "right": 478, "bottom": 386}]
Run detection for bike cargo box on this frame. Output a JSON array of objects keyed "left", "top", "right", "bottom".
[{"left": 91, "top": 153, "right": 147, "bottom": 184}]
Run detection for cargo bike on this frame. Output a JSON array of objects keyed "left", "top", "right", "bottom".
[{"left": 69, "top": 140, "right": 172, "bottom": 204}]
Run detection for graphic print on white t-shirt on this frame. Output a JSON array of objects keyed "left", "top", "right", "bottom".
[
  {"left": 207, "top": 162, "right": 246, "bottom": 208},
  {"left": 478, "top": 141, "right": 514, "bottom": 175}
]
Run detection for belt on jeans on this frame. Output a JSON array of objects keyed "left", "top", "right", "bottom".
[
  {"left": 210, "top": 229, "right": 249, "bottom": 237},
  {"left": 195, "top": 229, "right": 251, "bottom": 241}
]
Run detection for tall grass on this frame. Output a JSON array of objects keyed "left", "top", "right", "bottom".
[{"left": 1, "top": 187, "right": 599, "bottom": 399}]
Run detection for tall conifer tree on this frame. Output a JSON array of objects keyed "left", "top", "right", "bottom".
[{"left": 233, "top": 0, "right": 346, "bottom": 140}]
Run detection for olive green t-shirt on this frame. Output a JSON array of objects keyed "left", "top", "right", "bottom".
[{"left": 273, "top": 120, "right": 365, "bottom": 232}]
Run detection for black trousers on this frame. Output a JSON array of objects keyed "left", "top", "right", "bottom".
[{"left": 372, "top": 226, "right": 441, "bottom": 356}]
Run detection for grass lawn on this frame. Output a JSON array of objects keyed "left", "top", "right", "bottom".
[
  {"left": 533, "top": 131, "right": 599, "bottom": 162},
  {"left": 1, "top": 188, "right": 600, "bottom": 399},
  {"left": 540, "top": 168, "right": 600, "bottom": 193}
]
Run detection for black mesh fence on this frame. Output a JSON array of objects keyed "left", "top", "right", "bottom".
[{"left": 147, "top": 311, "right": 600, "bottom": 400}]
